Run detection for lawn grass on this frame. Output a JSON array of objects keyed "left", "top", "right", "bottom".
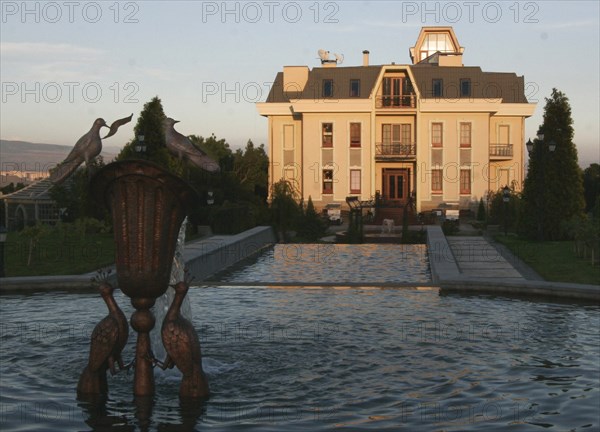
[
  {"left": 4, "top": 230, "right": 115, "bottom": 277},
  {"left": 494, "top": 235, "right": 600, "bottom": 286}
]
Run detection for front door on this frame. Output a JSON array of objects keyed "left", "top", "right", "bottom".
[{"left": 382, "top": 168, "right": 409, "bottom": 205}]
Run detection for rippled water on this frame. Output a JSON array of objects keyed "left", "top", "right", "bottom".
[
  {"left": 1, "top": 287, "right": 598, "bottom": 431},
  {"left": 214, "top": 244, "right": 431, "bottom": 284}
]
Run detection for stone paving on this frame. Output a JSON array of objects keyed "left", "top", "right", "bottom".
[
  {"left": 428, "top": 225, "right": 599, "bottom": 301},
  {"left": 446, "top": 236, "right": 525, "bottom": 281}
]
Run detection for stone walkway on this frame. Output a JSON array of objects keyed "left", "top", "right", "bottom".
[
  {"left": 427, "top": 226, "right": 599, "bottom": 301},
  {"left": 446, "top": 236, "right": 525, "bottom": 281}
]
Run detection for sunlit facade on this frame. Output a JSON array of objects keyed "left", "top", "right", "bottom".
[{"left": 256, "top": 27, "right": 536, "bottom": 215}]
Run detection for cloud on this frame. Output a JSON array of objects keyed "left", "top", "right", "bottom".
[
  {"left": 1, "top": 41, "right": 184, "bottom": 83},
  {"left": 1, "top": 42, "right": 109, "bottom": 81},
  {"left": 1, "top": 42, "right": 104, "bottom": 61}
]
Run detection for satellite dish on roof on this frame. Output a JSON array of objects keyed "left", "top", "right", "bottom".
[
  {"left": 334, "top": 53, "right": 344, "bottom": 64},
  {"left": 318, "top": 49, "right": 330, "bottom": 62}
]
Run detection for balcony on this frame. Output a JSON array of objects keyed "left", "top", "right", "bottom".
[
  {"left": 375, "top": 143, "right": 416, "bottom": 160},
  {"left": 375, "top": 95, "right": 416, "bottom": 109},
  {"left": 489, "top": 143, "right": 513, "bottom": 159}
]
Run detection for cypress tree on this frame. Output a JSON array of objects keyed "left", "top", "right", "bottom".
[
  {"left": 116, "top": 96, "right": 177, "bottom": 172},
  {"left": 521, "top": 88, "right": 585, "bottom": 240}
]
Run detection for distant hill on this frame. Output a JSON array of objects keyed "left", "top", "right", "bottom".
[{"left": 1, "top": 140, "right": 119, "bottom": 171}]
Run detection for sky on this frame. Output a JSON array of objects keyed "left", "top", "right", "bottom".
[{"left": 1, "top": 0, "right": 599, "bottom": 167}]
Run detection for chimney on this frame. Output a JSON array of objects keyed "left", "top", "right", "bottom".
[
  {"left": 283, "top": 66, "right": 309, "bottom": 92},
  {"left": 362, "top": 50, "right": 370, "bottom": 66}
]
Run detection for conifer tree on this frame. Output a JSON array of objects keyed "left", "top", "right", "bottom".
[
  {"left": 116, "top": 96, "right": 177, "bottom": 172},
  {"left": 521, "top": 88, "right": 584, "bottom": 240}
]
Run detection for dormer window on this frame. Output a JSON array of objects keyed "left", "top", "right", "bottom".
[
  {"left": 323, "top": 79, "right": 334, "bottom": 98},
  {"left": 350, "top": 79, "right": 360, "bottom": 97},
  {"left": 432, "top": 79, "right": 443, "bottom": 97},
  {"left": 460, "top": 79, "right": 471, "bottom": 97}
]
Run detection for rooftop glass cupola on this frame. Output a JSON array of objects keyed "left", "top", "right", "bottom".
[{"left": 409, "top": 27, "right": 464, "bottom": 66}]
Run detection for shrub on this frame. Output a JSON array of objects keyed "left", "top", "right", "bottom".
[
  {"left": 488, "top": 188, "right": 521, "bottom": 232},
  {"left": 19, "top": 222, "right": 51, "bottom": 266},
  {"left": 477, "top": 198, "right": 486, "bottom": 221},
  {"left": 75, "top": 217, "right": 111, "bottom": 236},
  {"left": 296, "top": 196, "right": 326, "bottom": 241},
  {"left": 442, "top": 220, "right": 459, "bottom": 236},
  {"left": 269, "top": 180, "right": 301, "bottom": 242}
]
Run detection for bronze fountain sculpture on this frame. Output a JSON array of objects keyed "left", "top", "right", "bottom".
[
  {"left": 156, "top": 277, "right": 210, "bottom": 398},
  {"left": 75, "top": 115, "right": 216, "bottom": 400},
  {"left": 77, "top": 272, "right": 129, "bottom": 396}
]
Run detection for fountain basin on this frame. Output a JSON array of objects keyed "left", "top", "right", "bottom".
[{"left": 1, "top": 284, "right": 598, "bottom": 431}]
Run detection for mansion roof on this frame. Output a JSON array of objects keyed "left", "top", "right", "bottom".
[{"left": 265, "top": 64, "right": 528, "bottom": 104}]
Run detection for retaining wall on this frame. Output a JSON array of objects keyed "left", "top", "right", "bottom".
[
  {"left": 0, "top": 226, "right": 276, "bottom": 293},
  {"left": 184, "top": 226, "right": 276, "bottom": 282}
]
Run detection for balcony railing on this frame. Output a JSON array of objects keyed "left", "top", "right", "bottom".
[
  {"left": 489, "top": 143, "right": 513, "bottom": 158},
  {"left": 375, "top": 94, "right": 416, "bottom": 109},
  {"left": 376, "top": 142, "right": 416, "bottom": 158}
]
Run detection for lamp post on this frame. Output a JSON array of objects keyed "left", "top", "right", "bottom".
[
  {"left": 0, "top": 225, "right": 7, "bottom": 277},
  {"left": 135, "top": 134, "right": 146, "bottom": 158},
  {"left": 526, "top": 128, "right": 557, "bottom": 241},
  {"left": 502, "top": 185, "right": 510, "bottom": 236}
]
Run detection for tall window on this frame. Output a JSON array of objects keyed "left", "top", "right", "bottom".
[
  {"left": 460, "top": 123, "right": 471, "bottom": 148},
  {"left": 382, "top": 77, "right": 400, "bottom": 106},
  {"left": 382, "top": 77, "right": 414, "bottom": 107},
  {"left": 382, "top": 124, "right": 392, "bottom": 144},
  {"left": 432, "top": 79, "right": 443, "bottom": 97},
  {"left": 323, "top": 169, "right": 334, "bottom": 194},
  {"left": 323, "top": 79, "right": 334, "bottom": 98},
  {"left": 350, "top": 79, "right": 360, "bottom": 97},
  {"left": 432, "top": 169, "right": 443, "bottom": 193},
  {"left": 382, "top": 124, "right": 411, "bottom": 144},
  {"left": 322, "top": 123, "right": 333, "bottom": 147},
  {"left": 350, "top": 123, "right": 361, "bottom": 147},
  {"left": 401, "top": 124, "right": 411, "bottom": 144},
  {"left": 431, "top": 123, "right": 443, "bottom": 147},
  {"left": 350, "top": 169, "right": 361, "bottom": 194},
  {"left": 498, "top": 125, "right": 510, "bottom": 144},
  {"left": 460, "top": 79, "right": 471, "bottom": 97},
  {"left": 460, "top": 169, "right": 471, "bottom": 194},
  {"left": 283, "top": 124, "right": 294, "bottom": 150}
]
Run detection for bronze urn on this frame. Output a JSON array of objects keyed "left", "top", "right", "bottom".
[{"left": 90, "top": 160, "right": 197, "bottom": 396}]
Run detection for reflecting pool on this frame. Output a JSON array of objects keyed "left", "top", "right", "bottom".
[
  {"left": 214, "top": 244, "right": 431, "bottom": 284},
  {"left": 1, "top": 284, "right": 598, "bottom": 431}
]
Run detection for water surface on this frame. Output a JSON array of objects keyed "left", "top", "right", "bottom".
[
  {"left": 1, "top": 287, "right": 598, "bottom": 431},
  {"left": 214, "top": 244, "right": 431, "bottom": 284}
]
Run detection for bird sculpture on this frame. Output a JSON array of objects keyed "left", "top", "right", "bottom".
[
  {"left": 157, "top": 280, "right": 210, "bottom": 399},
  {"left": 77, "top": 280, "right": 129, "bottom": 397},
  {"left": 50, "top": 114, "right": 133, "bottom": 185},
  {"left": 50, "top": 118, "right": 108, "bottom": 184},
  {"left": 103, "top": 113, "right": 133, "bottom": 139},
  {"left": 163, "top": 117, "right": 220, "bottom": 173}
]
